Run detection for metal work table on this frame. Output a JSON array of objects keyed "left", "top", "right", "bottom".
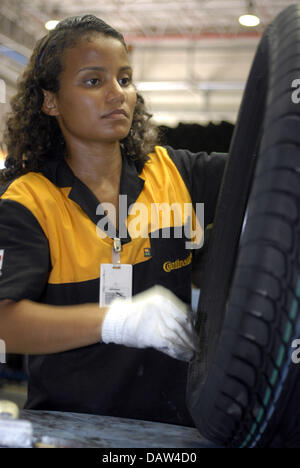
[{"left": 20, "top": 409, "right": 217, "bottom": 448}]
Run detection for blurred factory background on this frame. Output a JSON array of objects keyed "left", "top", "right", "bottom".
[{"left": 0, "top": 0, "right": 296, "bottom": 407}]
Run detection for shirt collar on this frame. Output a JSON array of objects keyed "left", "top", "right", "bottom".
[{"left": 40, "top": 154, "right": 145, "bottom": 240}]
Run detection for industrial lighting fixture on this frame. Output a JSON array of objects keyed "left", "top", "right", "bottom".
[
  {"left": 239, "top": 1, "right": 260, "bottom": 27},
  {"left": 135, "top": 81, "right": 245, "bottom": 92},
  {"left": 45, "top": 20, "right": 60, "bottom": 30}
]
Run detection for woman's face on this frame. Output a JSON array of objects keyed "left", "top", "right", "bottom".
[{"left": 43, "top": 34, "right": 137, "bottom": 146}]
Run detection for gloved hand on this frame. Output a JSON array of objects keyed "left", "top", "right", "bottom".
[{"left": 101, "top": 285, "right": 197, "bottom": 361}]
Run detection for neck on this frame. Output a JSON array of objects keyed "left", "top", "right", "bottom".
[{"left": 65, "top": 141, "right": 122, "bottom": 184}]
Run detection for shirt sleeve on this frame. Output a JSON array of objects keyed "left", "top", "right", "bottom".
[
  {"left": 165, "top": 145, "right": 227, "bottom": 227},
  {"left": 0, "top": 199, "right": 50, "bottom": 301}
]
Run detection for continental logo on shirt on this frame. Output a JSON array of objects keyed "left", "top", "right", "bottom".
[{"left": 163, "top": 253, "right": 192, "bottom": 273}]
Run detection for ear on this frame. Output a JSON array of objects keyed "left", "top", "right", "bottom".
[{"left": 41, "top": 89, "right": 60, "bottom": 116}]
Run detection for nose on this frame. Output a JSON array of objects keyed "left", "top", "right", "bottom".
[{"left": 105, "top": 79, "right": 125, "bottom": 104}]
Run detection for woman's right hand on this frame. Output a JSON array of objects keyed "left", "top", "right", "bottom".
[{"left": 101, "top": 285, "right": 198, "bottom": 361}]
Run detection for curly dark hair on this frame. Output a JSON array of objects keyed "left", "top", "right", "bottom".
[{"left": 0, "top": 15, "right": 160, "bottom": 183}]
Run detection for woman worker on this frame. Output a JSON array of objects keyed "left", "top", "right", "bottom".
[{"left": 0, "top": 15, "right": 226, "bottom": 427}]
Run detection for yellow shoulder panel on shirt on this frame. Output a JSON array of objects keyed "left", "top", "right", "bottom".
[
  {"left": 133, "top": 146, "right": 202, "bottom": 243},
  {"left": 1, "top": 172, "right": 63, "bottom": 238},
  {"left": 135, "top": 146, "right": 192, "bottom": 233},
  {"left": 1, "top": 172, "right": 112, "bottom": 284},
  {"left": 141, "top": 146, "right": 191, "bottom": 204}
]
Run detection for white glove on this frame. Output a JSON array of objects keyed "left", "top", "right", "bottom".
[{"left": 101, "top": 285, "right": 197, "bottom": 361}]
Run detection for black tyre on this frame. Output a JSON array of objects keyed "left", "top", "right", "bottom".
[{"left": 187, "top": 4, "right": 300, "bottom": 448}]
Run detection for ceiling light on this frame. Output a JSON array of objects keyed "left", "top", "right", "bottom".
[
  {"left": 135, "top": 81, "right": 245, "bottom": 92},
  {"left": 239, "top": 1, "right": 260, "bottom": 27},
  {"left": 136, "top": 81, "right": 190, "bottom": 92},
  {"left": 45, "top": 20, "right": 60, "bottom": 31},
  {"left": 239, "top": 14, "right": 260, "bottom": 27}
]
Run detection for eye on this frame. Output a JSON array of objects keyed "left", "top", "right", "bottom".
[
  {"left": 85, "top": 78, "right": 101, "bottom": 87},
  {"left": 119, "top": 76, "right": 132, "bottom": 87}
]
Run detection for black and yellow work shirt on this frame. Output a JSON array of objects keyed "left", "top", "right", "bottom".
[{"left": 0, "top": 145, "right": 226, "bottom": 426}]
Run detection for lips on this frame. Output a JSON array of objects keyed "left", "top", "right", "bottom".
[{"left": 102, "top": 109, "right": 129, "bottom": 119}]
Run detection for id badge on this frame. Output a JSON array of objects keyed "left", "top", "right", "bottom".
[{"left": 100, "top": 264, "right": 133, "bottom": 307}]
